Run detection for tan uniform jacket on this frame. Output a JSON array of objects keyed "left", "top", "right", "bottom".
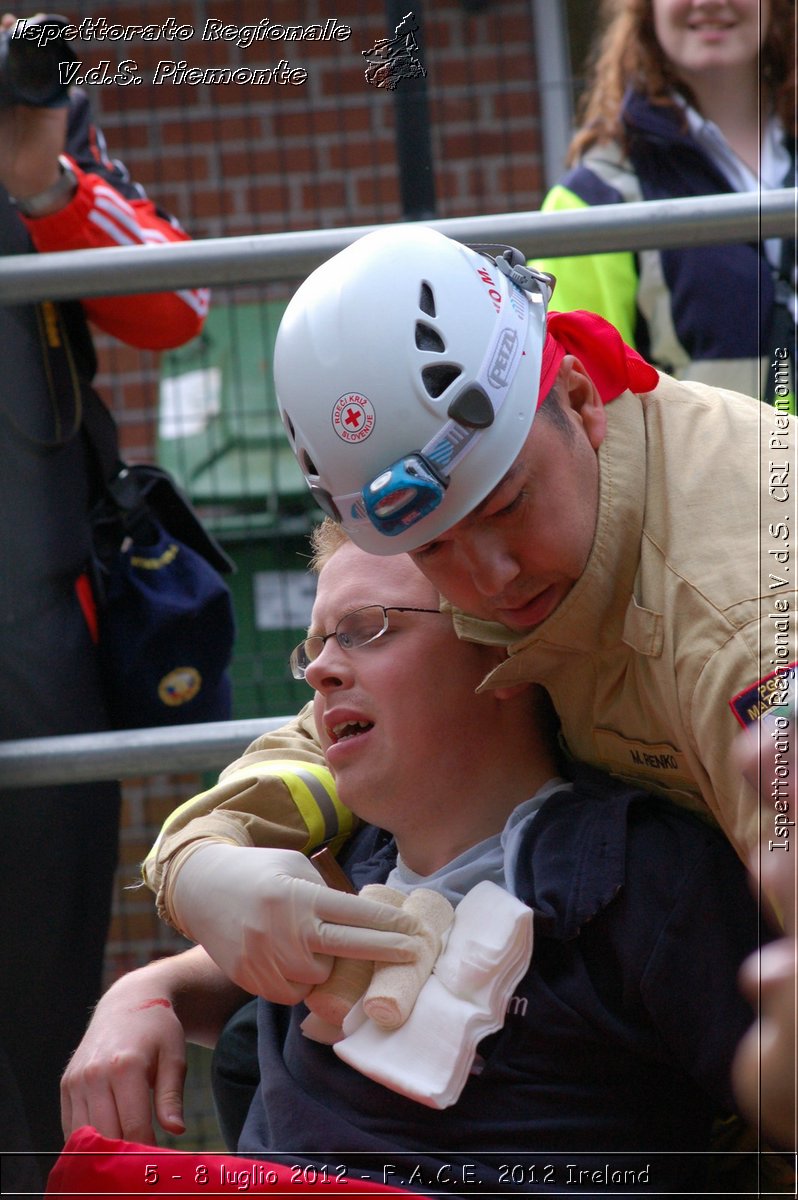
[{"left": 144, "top": 375, "right": 797, "bottom": 923}]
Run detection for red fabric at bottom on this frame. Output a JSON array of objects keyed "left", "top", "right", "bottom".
[{"left": 47, "top": 1126, "right": 421, "bottom": 1198}]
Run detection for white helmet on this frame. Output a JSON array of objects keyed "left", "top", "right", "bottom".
[{"left": 274, "top": 224, "right": 553, "bottom": 555}]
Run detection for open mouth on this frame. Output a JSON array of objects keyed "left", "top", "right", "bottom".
[
  {"left": 688, "top": 19, "right": 735, "bottom": 30},
  {"left": 329, "top": 719, "right": 374, "bottom": 743}
]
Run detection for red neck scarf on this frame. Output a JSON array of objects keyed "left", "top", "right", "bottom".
[{"left": 537, "top": 310, "right": 659, "bottom": 406}]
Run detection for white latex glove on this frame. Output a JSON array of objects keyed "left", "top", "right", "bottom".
[{"left": 171, "top": 844, "right": 422, "bottom": 1005}]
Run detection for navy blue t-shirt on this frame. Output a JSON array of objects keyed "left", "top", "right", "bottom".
[{"left": 239, "top": 770, "right": 761, "bottom": 1195}]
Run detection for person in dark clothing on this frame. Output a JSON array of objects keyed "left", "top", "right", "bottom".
[{"left": 0, "top": 43, "right": 207, "bottom": 1189}]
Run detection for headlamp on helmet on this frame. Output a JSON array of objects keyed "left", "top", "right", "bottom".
[{"left": 363, "top": 453, "right": 448, "bottom": 536}]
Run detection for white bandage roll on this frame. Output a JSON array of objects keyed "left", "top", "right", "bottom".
[
  {"left": 363, "top": 888, "right": 454, "bottom": 1030},
  {"left": 304, "top": 884, "right": 407, "bottom": 1028}
]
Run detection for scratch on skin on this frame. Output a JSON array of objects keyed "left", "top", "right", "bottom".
[{"left": 134, "top": 998, "right": 173, "bottom": 1010}]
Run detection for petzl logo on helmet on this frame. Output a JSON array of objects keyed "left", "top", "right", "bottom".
[
  {"left": 487, "top": 328, "right": 519, "bottom": 389},
  {"left": 332, "top": 393, "right": 376, "bottom": 443}
]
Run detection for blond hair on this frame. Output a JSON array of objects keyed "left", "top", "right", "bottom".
[
  {"left": 568, "top": 0, "right": 796, "bottom": 164},
  {"left": 308, "top": 517, "right": 351, "bottom": 573}
]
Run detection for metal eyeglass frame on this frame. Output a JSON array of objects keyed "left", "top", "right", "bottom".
[{"left": 290, "top": 604, "right": 443, "bottom": 679}]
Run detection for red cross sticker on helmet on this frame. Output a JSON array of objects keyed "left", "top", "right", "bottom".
[{"left": 332, "top": 393, "right": 376, "bottom": 443}]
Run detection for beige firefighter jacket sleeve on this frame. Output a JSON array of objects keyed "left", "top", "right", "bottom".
[{"left": 142, "top": 700, "right": 358, "bottom": 925}]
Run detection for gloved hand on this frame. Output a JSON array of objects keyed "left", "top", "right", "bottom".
[{"left": 171, "top": 844, "right": 422, "bottom": 1004}]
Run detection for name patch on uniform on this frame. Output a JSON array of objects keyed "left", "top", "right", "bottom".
[
  {"left": 729, "top": 663, "right": 797, "bottom": 729},
  {"left": 594, "top": 730, "right": 690, "bottom": 781}
]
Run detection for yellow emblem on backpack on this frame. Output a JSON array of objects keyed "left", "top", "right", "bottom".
[{"left": 158, "top": 667, "right": 202, "bottom": 707}]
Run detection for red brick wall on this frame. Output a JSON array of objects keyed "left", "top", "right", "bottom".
[
  {"left": 66, "top": 0, "right": 544, "bottom": 457},
  {"left": 85, "top": 0, "right": 542, "bottom": 239}
]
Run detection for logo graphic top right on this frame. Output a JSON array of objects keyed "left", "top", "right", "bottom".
[{"left": 362, "top": 11, "right": 427, "bottom": 91}]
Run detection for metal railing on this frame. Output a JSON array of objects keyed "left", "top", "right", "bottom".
[
  {"left": 1, "top": 189, "right": 795, "bottom": 788},
  {"left": 0, "top": 189, "right": 794, "bottom": 303},
  {"left": 0, "top": 719, "right": 290, "bottom": 787}
]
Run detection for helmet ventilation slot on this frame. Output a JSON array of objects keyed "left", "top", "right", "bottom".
[
  {"left": 415, "top": 321, "right": 445, "bottom": 353},
  {"left": 419, "top": 282, "right": 436, "bottom": 317},
  {"left": 300, "top": 449, "right": 319, "bottom": 477},
  {"left": 422, "top": 363, "right": 462, "bottom": 398}
]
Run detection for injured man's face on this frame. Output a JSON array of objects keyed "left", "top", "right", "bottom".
[{"left": 304, "top": 539, "right": 543, "bottom": 876}]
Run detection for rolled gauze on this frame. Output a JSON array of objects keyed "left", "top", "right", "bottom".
[
  {"left": 304, "top": 884, "right": 407, "bottom": 1028},
  {"left": 363, "top": 887, "right": 454, "bottom": 1030},
  {"left": 299, "top": 1010, "right": 345, "bottom": 1045}
]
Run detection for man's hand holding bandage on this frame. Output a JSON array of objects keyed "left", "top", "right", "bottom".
[{"left": 171, "top": 845, "right": 422, "bottom": 1005}]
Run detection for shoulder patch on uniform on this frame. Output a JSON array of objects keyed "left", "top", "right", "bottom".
[{"left": 729, "top": 664, "right": 796, "bottom": 729}]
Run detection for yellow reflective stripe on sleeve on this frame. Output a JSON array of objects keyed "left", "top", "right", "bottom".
[
  {"left": 145, "top": 758, "right": 356, "bottom": 876},
  {"left": 186, "top": 758, "right": 352, "bottom": 853},
  {"left": 247, "top": 759, "right": 350, "bottom": 851}
]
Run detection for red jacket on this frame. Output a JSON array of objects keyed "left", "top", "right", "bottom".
[{"left": 21, "top": 88, "right": 209, "bottom": 349}]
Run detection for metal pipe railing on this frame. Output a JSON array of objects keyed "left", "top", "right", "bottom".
[
  {"left": 0, "top": 189, "right": 794, "bottom": 304},
  {"left": 0, "top": 719, "right": 289, "bottom": 788}
]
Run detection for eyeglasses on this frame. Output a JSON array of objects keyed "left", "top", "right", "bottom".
[{"left": 289, "top": 604, "right": 443, "bottom": 680}]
